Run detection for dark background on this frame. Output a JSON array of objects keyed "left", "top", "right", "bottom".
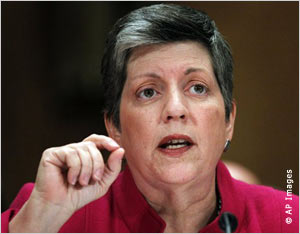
[{"left": 2, "top": 2, "right": 299, "bottom": 211}]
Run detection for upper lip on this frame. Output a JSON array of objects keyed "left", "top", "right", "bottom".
[{"left": 158, "top": 134, "right": 195, "bottom": 147}]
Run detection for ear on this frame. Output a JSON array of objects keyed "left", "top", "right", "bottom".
[
  {"left": 104, "top": 114, "right": 122, "bottom": 145},
  {"left": 225, "top": 100, "right": 237, "bottom": 141}
]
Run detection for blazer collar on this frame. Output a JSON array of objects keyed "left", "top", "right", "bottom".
[
  {"left": 113, "top": 165, "right": 166, "bottom": 232},
  {"left": 113, "top": 160, "right": 244, "bottom": 233}
]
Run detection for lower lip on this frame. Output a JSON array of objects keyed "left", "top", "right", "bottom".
[{"left": 157, "top": 145, "right": 193, "bottom": 157}]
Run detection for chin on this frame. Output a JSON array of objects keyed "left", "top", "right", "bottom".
[{"left": 154, "top": 163, "right": 200, "bottom": 185}]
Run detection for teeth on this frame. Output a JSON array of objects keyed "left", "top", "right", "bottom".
[
  {"left": 160, "top": 139, "right": 191, "bottom": 149},
  {"left": 166, "top": 144, "right": 187, "bottom": 149},
  {"left": 167, "top": 139, "right": 187, "bottom": 144}
]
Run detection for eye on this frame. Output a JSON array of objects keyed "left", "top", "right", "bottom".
[
  {"left": 138, "top": 88, "right": 157, "bottom": 99},
  {"left": 189, "top": 84, "right": 207, "bottom": 95}
]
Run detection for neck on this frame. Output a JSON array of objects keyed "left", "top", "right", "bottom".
[{"left": 130, "top": 167, "right": 217, "bottom": 232}]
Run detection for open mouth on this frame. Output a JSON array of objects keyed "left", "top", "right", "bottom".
[
  {"left": 159, "top": 139, "right": 192, "bottom": 149},
  {"left": 158, "top": 134, "right": 194, "bottom": 152}
]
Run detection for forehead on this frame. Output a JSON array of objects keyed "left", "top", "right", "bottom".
[{"left": 127, "top": 41, "right": 214, "bottom": 78}]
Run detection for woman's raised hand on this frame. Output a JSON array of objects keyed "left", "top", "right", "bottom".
[{"left": 9, "top": 134, "right": 125, "bottom": 233}]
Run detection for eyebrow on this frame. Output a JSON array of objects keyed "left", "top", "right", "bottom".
[
  {"left": 132, "top": 72, "right": 161, "bottom": 80},
  {"left": 184, "top": 67, "right": 205, "bottom": 75},
  {"left": 132, "top": 67, "right": 205, "bottom": 80}
]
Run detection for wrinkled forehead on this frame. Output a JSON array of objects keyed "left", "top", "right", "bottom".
[
  {"left": 126, "top": 41, "right": 215, "bottom": 82},
  {"left": 128, "top": 41, "right": 212, "bottom": 64}
]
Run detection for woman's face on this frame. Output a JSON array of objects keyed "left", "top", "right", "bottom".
[{"left": 107, "top": 41, "right": 236, "bottom": 184}]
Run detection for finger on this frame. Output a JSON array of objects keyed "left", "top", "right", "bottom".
[
  {"left": 85, "top": 142, "right": 105, "bottom": 182},
  {"left": 42, "top": 147, "right": 65, "bottom": 168},
  {"left": 83, "top": 134, "right": 120, "bottom": 152},
  {"left": 107, "top": 148, "right": 125, "bottom": 172},
  {"left": 72, "top": 146, "right": 93, "bottom": 186},
  {"left": 101, "top": 148, "right": 125, "bottom": 187},
  {"left": 55, "top": 147, "right": 81, "bottom": 185}
]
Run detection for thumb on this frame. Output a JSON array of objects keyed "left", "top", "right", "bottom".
[{"left": 102, "top": 148, "right": 125, "bottom": 186}]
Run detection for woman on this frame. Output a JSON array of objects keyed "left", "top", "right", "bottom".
[{"left": 2, "top": 4, "right": 298, "bottom": 233}]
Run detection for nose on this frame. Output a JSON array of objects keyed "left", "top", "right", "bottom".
[{"left": 161, "top": 90, "right": 188, "bottom": 123}]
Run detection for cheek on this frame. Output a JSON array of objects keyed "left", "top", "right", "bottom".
[
  {"left": 195, "top": 103, "right": 226, "bottom": 144},
  {"left": 119, "top": 103, "right": 157, "bottom": 151}
]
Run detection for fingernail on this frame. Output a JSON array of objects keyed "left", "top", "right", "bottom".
[
  {"left": 109, "top": 141, "right": 119, "bottom": 147},
  {"left": 83, "top": 175, "right": 90, "bottom": 185},
  {"left": 71, "top": 177, "right": 77, "bottom": 185},
  {"left": 119, "top": 148, "right": 125, "bottom": 153},
  {"left": 94, "top": 169, "right": 102, "bottom": 180}
]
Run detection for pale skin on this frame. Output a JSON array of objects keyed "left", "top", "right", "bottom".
[
  {"left": 9, "top": 135, "right": 125, "bottom": 232},
  {"left": 9, "top": 41, "right": 236, "bottom": 233}
]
